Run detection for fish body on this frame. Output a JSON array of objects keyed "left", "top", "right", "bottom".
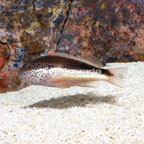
[{"left": 18, "top": 53, "right": 127, "bottom": 88}]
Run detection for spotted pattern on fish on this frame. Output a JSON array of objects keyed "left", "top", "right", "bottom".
[{"left": 19, "top": 54, "right": 126, "bottom": 88}]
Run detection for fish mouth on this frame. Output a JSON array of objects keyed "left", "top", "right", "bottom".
[
  {"left": 18, "top": 62, "right": 29, "bottom": 76},
  {"left": 18, "top": 69, "right": 23, "bottom": 79},
  {"left": 18, "top": 64, "right": 26, "bottom": 78}
]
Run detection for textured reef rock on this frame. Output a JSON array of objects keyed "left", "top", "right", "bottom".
[
  {"left": 0, "top": 0, "right": 144, "bottom": 92},
  {"left": 0, "top": 0, "right": 70, "bottom": 92},
  {"left": 57, "top": 0, "right": 144, "bottom": 63}
]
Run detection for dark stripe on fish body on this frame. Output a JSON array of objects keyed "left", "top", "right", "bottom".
[
  {"left": 101, "top": 69, "right": 113, "bottom": 76},
  {"left": 20, "top": 55, "right": 113, "bottom": 76}
]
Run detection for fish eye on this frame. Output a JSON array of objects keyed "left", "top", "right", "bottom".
[{"left": 27, "top": 66, "right": 31, "bottom": 69}]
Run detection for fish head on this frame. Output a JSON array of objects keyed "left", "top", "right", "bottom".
[
  {"left": 18, "top": 60, "right": 52, "bottom": 86},
  {"left": 18, "top": 62, "right": 34, "bottom": 83}
]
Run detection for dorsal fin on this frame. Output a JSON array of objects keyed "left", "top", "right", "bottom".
[
  {"left": 50, "top": 52, "right": 104, "bottom": 68},
  {"left": 82, "top": 53, "right": 104, "bottom": 67}
]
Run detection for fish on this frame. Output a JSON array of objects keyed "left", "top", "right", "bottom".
[{"left": 18, "top": 53, "right": 127, "bottom": 88}]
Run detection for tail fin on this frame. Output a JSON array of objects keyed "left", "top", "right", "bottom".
[{"left": 107, "top": 67, "right": 128, "bottom": 88}]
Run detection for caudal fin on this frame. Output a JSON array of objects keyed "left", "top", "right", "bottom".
[{"left": 107, "top": 67, "right": 128, "bottom": 88}]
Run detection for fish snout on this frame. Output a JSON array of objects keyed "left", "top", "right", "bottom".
[
  {"left": 18, "top": 64, "right": 29, "bottom": 80},
  {"left": 18, "top": 67, "right": 24, "bottom": 80}
]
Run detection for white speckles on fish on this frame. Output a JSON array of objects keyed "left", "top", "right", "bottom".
[{"left": 18, "top": 53, "right": 127, "bottom": 88}]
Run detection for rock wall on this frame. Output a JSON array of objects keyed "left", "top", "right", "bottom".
[{"left": 0, "top": 0, "right": 144, "bottom": 92}]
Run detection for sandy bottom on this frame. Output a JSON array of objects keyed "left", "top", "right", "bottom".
[{"left": 0, "top": 62, "right": 144, "bottom": 144}]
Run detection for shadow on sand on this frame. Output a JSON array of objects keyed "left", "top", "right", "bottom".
[{"left": 25, "top": 92, "right": 117, "bottom": 109}]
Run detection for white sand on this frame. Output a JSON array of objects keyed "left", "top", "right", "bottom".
[{"left": 0, "top": 62, "right": 144, "bottom": 144}]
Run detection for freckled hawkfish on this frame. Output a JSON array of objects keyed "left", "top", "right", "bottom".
[{"left": 18, "top": 53, "right": 127, "bottom": 88}]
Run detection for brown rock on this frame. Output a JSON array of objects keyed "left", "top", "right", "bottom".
[{"left": 57, "top": 0, "right": 144, "bottom": 63}]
